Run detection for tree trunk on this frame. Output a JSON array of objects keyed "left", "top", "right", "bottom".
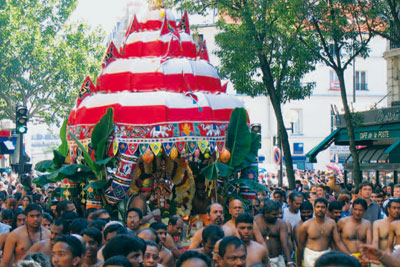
[
  {"left": 270, "top": 98, "right": 296, "bottom": 189},
  {"left": 337, "top": 70, "right": 362, "bottom": 186}
]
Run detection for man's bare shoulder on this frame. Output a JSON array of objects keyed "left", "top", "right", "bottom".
[
  {"left": 254, "top": 214, "right": 263, "bottom": 221},
  {"left": 361, "top": 218, "right": 372, "bottom": 227},
  {"left": 223, "top": 220, "right": 234, "bottom": 227},
  {"left": 373, "top": 218, "right": 385, "bottom": 227},
  {"left": 249, "top": 240, "right": 265, "bottom": 250}
]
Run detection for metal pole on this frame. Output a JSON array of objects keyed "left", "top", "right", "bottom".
[
  {"left": 353, "top": 54, "right": 356, "bottom": 103},
  {"left": 18, "top": 133, "right": 24, "bottom": 181}
]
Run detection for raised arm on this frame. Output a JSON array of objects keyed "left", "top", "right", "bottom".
[{"left": 188, "top": 229, "right": 202, "bottom": 250}]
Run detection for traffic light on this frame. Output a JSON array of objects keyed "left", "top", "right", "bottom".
[{"left": 16, "top": 106, "right": 28, "bottom": 134}]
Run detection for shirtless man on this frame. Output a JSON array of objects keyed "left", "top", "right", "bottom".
[
  {"left": 193, "top": 224, "right": 224, "bottom": 259},
  {"left": 150, "top": 222, "right": 174, "bottom": 267},
  {"left": 255, "top": 200, "right": 293, "bottom": 267},
  {"left": 373, "top": 199, "right": 400, "bottom": 254},
  {"left": 223, "top": 199, "right": 266, "bottom": 246},
  {"left": 294, "top": 201, "right": 313, "bottom": 246},
  {"left": 189, "top": 203, "right": 224, "bottom": 249},
  {"left": 387, "top": 198, "right": 400, "bottom": 253},
  {"left": 1, "top": 203, "right": 50, "bottom": 266},
  {"left": 298, "top": 197, "right": 350, "bottom": 267},
  {"left": 236, "top": 213, "right": 269, "bottom": 266},
  {"left": 27, "top": 219, "right": 69, "bottom": 257},
  {"left": 338, "top": 198, "right": 372, "bottom": 261}
]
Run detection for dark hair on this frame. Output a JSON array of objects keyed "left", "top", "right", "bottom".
[
  {"left": 22, "top": 195, "right": 32, "bottom": 203},
  {"left": 1, "top": 209, "right": 14, "bottom": 222},
  {"left": 103, "top": 255, "right": 134, "bottom": 267},
  {"left": 219, "top": 236, "right": 246, "bottom": 258},
  {"left": 12, "top": 209, "right": 25, "bottom": 230},
  {"left": 70, "top": 218, "right": 88, "bottom": 235},
  {"left": 150, "top": 222, "right": 167, "bottom": 231},
  {"left": 353, "top": 198, "right": 368, "bottom": 210},
  {"left": 42, "top": 212, "right": 53, "bottom": 223},
  {"left": 387, "top": 198, "right": 400, "bottom": 209},
  {"left": 14, "top": 192, "right": 22, "bottom": 201},
  {"left": 55, "top": 200, "right": 74, "bottom": 216},
  {"left": 24, "top": 252, "right": 51, "bottom": 267},
  {"left": 273, "top": 190, "right": 285, "bottom": 198},
  {"left": 32, "top": 194, "right": 43, "bottom": 204},
  {"left": 24, "top": 203, "right": 42, "bottom": 216},
  {"left": 103, "top": 223, "right": 127, "bottom": 240},
  {"left": 61, "top": 211, "right": 78, "bottom": 221},
  {"left": 91, "top": 209, "right": 110, "bottom": 221},
  {"left": 315, "top": 251, "right": 361, "bottom": 267},
  {"left": 81, "top": 227, "right": 102, "bottom": 246},
  {"left": 54, "top": 235, "right": 84, "bottom": 258},
  {"left": 176, "top": 251, "right": 212, "bottom": 267},
  {"left": 127, "top": 207, "right": 143, "bottom": 220},
  {"left": 235, "top": 213, "right": 253, "bottom": 226},
  {"left": 138, "top": 228, "right": 160, "bottom": 244},
  {"left": 314, "top": 197, "right": 329, "bottom": 207},
  {"left": 145, "top": 240, "right": 159, "bottom": 250},
  {"left": 103, "top": 235, "right": 146, "bottom": 260},
  {"left": 202, "top": 225, "right": 224, "bottom": 244},
  {"left": 300, "top": 201, "right": 313, "bottom": 211},
  {"left": 359, "top": 181, "right": 373, "bottom": 191},
  {"left": 328, "top": 201, "right": 343, "bottom": 212},
  {"left": 289, "top": 191, "right": 303, "bottom": 202},
  {"left": 168, "top": 215, "right": 182, "bottom": 226},
  {"left": 88, "top": 219, "right": 107, "bottom": 231},
  {"left": 84, "top": 208, "right": 98, "bottom": 220},
  {"left": 262, "top": 200, "right": 280, "bottom": 215},
  {"left": 53, "top": 219, "right": 70, "bottom": 234}
]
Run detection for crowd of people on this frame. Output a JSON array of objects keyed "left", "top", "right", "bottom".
[{"left": 0, "top": 171, "right": 399, "bottom": 267}]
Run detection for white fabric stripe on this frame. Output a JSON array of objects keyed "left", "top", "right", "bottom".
[
  {"left": 77, "top": 91, "right": 244, "bottom": 110},
  {"left": 102, "top": 58, "right": 162, "bottom": 74},
  {"left": 125, "top": 30, "right": 194, "bottom": 44},
  {"left": 102, "top": 58, "right": 219, "bottom": 78}
]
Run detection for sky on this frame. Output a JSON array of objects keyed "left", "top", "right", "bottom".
[{"left": 71, "top": 0, "right": 133, "bottom": 34}]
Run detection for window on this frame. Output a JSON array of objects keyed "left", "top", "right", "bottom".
[
  {"left": 356, "top": 71, "right": 368, "bottom": 90},
  {"left": 329, "top": 71, "right": 340, "bottom": 90}
]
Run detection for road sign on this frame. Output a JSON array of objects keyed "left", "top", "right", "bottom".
[{"left": 273, "top": 148, "right": 281, "bottom": 165}]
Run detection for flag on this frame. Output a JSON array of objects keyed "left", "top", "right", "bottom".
[
  {"left": 125, "top": 15, "right": 140, "bottom": 38},
  {"left": 178, "top": 11, "right": 190, "bottom": 34},
  {"left": 198, "top": 41, "right": 210, "bottom": 62},
  {"left": 77, "top": 77, "right": 96, "bottom": 106},
  {"left": 102, "top": 42, "right": 120, "bottom": 69},
  {"left": 160, "top": 16, "right": 180, "bottom": 41}
]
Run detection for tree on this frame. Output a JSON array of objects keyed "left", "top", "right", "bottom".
[
  {"left": 170, "top": 0, "right": 317, "bottom": 189},
  {"left": 291, "top": 0, "right": 382, "bottom": 186},
  {"left": 369, "top": 0, "right": 400, "bottom": 46},
  {"left": 0, "top": 0, "right": 105, "bottom": 125}
]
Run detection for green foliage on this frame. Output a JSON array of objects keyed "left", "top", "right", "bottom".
[
  {"left": 91, "top": 108, "right": 114, "bottom": 161},
  {"left": 0, "top": 0, "right": 105, "bottom": 124},
  {"left": 35, "top": 160, "right": 55, "bottom": 173},
  {"left": 235, "top": 179, "right": 268, "bottom": 193},
  {"left": 226, "top": 108, "right": 251, "bottom": 168},
  {"left": 238, "top": 132, "right": 261, "bottom": 170},
  {"left": 369, "top": 0, "right": 400, "bottom": 46},
  {"left": 201, "top": 162, "right": 234, "bottom": 180},
  {"left": 58, "top": 119, "right": 69, "bottom": 157}
]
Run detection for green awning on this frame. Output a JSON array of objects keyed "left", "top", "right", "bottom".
[
  {"left": 384, "top": 138, "right": 400, "bottom": 154},
  {"left": 306, "top": 129, "right": 342, "bottom": 163}
]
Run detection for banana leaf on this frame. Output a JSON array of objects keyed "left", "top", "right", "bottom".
[
  {"left": 84, "top": 180, "right": 108, "bottom": 191},
  {"left": 95, "top": 157, "right": 113, "bottom": 165},
  {"left": 58, "top": 119, "right": 68, "bottom": 157},
  {"left": 238, "top": 132, "right": 261, "bottom": 170},
  {"left": 201, "top": 162, "right": 233, "bottom": 181},
  {"left": 235, "top": 179, "right": 267, "bottom": 193},
  {"left": 225, "top": 108, "right": 252, "bottom": 168},
  {"left": 47, "top": 164, "right": 92, "bottom": 182},
  {"left": 52, "top": 150, "right": 65, "bottom": 169},
  {"left": 91, "top": 108, "right": 114, "bottom": 161},
  {"left": 69, "top": 132, "right": 98, "bottom": 175},
  {"left": 33, "top": 174, "right": 52, "bottom": 186},
  {"left": 35, "top": 160, "right": 55, "bottom": 172}
]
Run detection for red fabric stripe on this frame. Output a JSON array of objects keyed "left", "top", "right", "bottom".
[
  {"left": 0, "top": 130, "right": 11, "bottom": 137},
  {"left": 68, "top": 105, "right": 235, "bottom": 126}
]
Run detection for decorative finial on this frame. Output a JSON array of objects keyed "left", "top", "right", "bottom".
[{"left": 149, "top": 0, "right": 164, "bottom": 9}]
